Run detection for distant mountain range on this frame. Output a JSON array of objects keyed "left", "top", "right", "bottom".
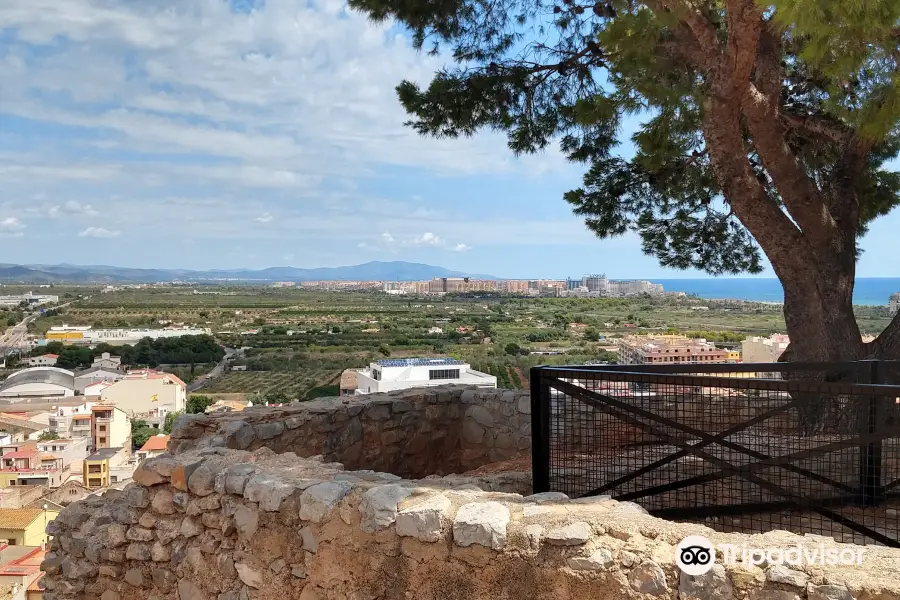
[{"left": 0, "top": 261, "right": 497, "bottom": 284}]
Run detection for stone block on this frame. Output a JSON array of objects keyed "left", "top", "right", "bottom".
[
  {"left": 188, "top": 464, "right": 219, "bottom": 496},
  {"left": 358, "top": 484, "right": 413, "bottom": 533},
  {"left": 629, "top": 561, "right": 668, "bottom": 596},
  {"left": 234, "top": 505, "right": 259, "bottom": 540},
  {"left": 465, "top": 405, "right": 495, "bottom": 427},
  {"left": 461, "top": 421, "right": 485, "bottom": 444},
  {"left": 567, "top": 548, "right": 614, "bottom": 571},
  {"left": 545, "top": 521, "right": 591, "bottom": 546},
  {"left": 766, "top": 565, "right": 809, "bottom": 588},
  {"left": 298, "top": 481, "right": 353, "bottom": 523},
  {"left": 452, "top": 501, "right": 510, "bottom": 550},
  {"left": 151, "top": 490, "right": 177, "bottom": 515},
  {"left": 171, "top": 460, "right": 205, "bottom": 491},
  {"left": 222, "top": 420, "right": 256, "bottom": 450},
  {"left": 396, "top": 494, "right": 452, "bottom": 543},
  {"left": 244, "top": 473, "right": 295, "bottom": 512}
]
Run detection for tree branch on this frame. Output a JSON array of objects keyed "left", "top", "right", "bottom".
[{"left": 742, "top": 26, "right": 844, "bottom": 260}]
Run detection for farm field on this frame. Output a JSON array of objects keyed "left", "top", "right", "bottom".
[{"left": 8, "top": 283, "right": 895, "bottom": 397}]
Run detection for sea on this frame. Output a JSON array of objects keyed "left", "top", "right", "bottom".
[{"left": 647, "top": 278, "right": 900, "bottom": 306}]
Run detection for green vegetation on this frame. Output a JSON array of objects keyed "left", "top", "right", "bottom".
[
  {"left": 21, "top": 285, "right": 897, "bottom": 397},
  {"left": 347, "top": 0, "right": 900, "bottom": 362},
  {"left": 38, "top": 431, "right": 61, "bottom": 441},
  {"left": 163, "top": 411, "right": 182, "bottom": 434},
  {"left": 31, "top": 335, "right": 222, "bottom": 369},
  {"left": 131, "top": 419, "right": 155, "bottom": 450},
  {"left": 186, "top": 395, "right": 215, "bottom": 414}
]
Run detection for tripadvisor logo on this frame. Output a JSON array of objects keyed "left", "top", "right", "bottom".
[
  {"left": 675, "top": 536, "right": 715, "bottom": 575},
  {"left": 675, "top": 535, "right": 866, "bottom": 575}
]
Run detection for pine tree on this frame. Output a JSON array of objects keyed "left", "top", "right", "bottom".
[{"left": 349, "top": 0, "right": 900, "bottom": 361}]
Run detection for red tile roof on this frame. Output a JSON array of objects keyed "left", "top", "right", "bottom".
[
  {"left": 139, "top": 435, "right": 170, "bottom": 452},
  {"left": 3, "top": 450, "right": 38, "bottom": 460}
]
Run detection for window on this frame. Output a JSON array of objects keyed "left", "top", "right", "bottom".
[
  {"left": 99, "top": 425, "right": 106, "bottom": 432},
  {"left": 372, "top": 369, "right": 381, "bottom": 381},
  {"left": 428, "top": 369, "right": 460, "bottom": 380},
  {"left": 111, "top": 476, "right": 118, "bottom": 483}
]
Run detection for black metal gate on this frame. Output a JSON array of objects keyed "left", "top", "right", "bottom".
[{"left": 530, "top": 361, "right": 900, "bottom": 546}]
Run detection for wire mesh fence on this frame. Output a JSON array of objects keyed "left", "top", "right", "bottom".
[{"left": 530, "top": 361, "right": 900, "bottom": 546}]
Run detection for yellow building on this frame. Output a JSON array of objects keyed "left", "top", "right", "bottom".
[
  {"left": 45, "top": 331, "right": 83, "bottom": 342},
  {"left": 91, "top": 406, "right": 131, "bottom": 450},
  {"left": 0, "top": 508, "right": 59, "bottom": 546},
  {"left": 727, "top": 350, "right": 741, "bottom": 362},
  {"left": 83, "top": 448, "right": 127, "bottom": 488}
]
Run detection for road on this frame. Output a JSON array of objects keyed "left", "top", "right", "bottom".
[
  {"left": 187, "top": 346, "right": 236, "bottom": 392},
  {"left": 0, "top": 302, "right": 72, "bottom": 362}
]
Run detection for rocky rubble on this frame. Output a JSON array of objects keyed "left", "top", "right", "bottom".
[
  {"left": 40, "top": 387, "right": 900, "bottom": 600},
  {"left": 42, "top": 447, "right": 900, "bottom": 600}
]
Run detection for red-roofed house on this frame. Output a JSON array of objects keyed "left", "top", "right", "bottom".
[
  {"left": 137, "top": 434, "right": 170, "bottom": 461},
  {"left": 26, "top": 354, "right": 58, "bottom": 367},
  {"left": 0, "top": 442, "right": 68, "bottom": 489},
  {"left": 0, "top": 544, "right": 46, "bottom": 597}
]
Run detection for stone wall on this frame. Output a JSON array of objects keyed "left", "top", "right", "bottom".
[
  {"left": 167, "top": 386, "right": 532, "bottom": 479},
  {"left": 42, "top": 447, "right": 900, "bottom": 600}
]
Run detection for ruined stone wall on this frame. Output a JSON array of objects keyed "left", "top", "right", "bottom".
[
  {"left": 167, "top": 386, "right": 532, "bottom": 479},
  {"left": 42, "top": 447, "right": 900, "bottom": 600}
]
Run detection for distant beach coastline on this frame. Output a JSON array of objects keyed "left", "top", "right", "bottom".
[{"left": 648, "top": 278, "right": 900, "bottom": 307}]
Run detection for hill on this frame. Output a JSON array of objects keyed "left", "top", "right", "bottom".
[{"left": 0, "top": 261, "right": 496, "bottom": 283}]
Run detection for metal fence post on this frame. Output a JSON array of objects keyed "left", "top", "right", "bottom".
[
  {"left": 859, "top": 359, "right": 883, "bottom": 506},
  {"left": 530, "top": 366, "right": 551, "bottom": 493}
]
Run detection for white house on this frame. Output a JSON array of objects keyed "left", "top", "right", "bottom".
[
  {"left": 0, "top": 367, "right": 75, "bottom": 398},
  {"left": 74, "top": 366, "right": 124, "bottom": 393},
  {"left": 91, "top": 352, "right": 122, "bottom": 371},
  {"left": 99, "top": 370, "right": 187, "bottom": 415},
  {"left": 28, "top": 353, "right": 59, "bottom": 367},
  {"left": 354, "top": 357, "right": 497, "bottom": 395},
  {"left": 48, "top": 401, "right": 96, "bottom": 438}
]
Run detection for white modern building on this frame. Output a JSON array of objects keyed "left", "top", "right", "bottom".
[
  {"left": 27, "top": 353, "right": 59, "bottom": 367},
  {"left": 74, "top": 366, "right": 124, "bottom": 393},
  {"left": 354, "top": 357, "right": 497, "bottom": 394},
  {"left": 91, "top": 352, "right": 122, "bottom": 370},
  {"left": 0, "top": 292, "right": 59, "bottom": 307},
  {"left": 0, "top": 367, "right": 76, "bottom": 398},
  {"left": 891, "top": 293, "right": 900, "bottom": 316}
]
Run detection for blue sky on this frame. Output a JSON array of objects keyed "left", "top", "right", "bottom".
[{"left": 0, "top": 0, "right": 898, "bottom": 279}]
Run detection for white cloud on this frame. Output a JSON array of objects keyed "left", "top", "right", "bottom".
[
  {"left": 48, "top": 200, "right": 99, "bottom": 218},
  {"left": 381, "top": 232, "right": 395, "bottom": 244},
  {"left": 452, "top": 243, "right": 471, "bottom": 252},
  {"left": 255, "top": 212, "right": 273, "bottom": 223},
  {"left": 0, "top": 217, "right": 26, "bottom": 237},
  {"left": 0, "top": 217, "right": 25, "bottom": 231},
  {"left": 411, "top": 232, "right": 442, "bottom": 246},
  {"left": 0, "top": 0, "right": 569, "bottom": 186},
  {"left": 282, "top": 253, "right": 295, "bottom": 262},
  {"left": 78, "top": 226, "right": 120, "bottom": 238}
]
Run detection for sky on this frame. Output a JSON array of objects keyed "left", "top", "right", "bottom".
[{"left": 0, "top": 0, "right": 898, "bottom": 280}]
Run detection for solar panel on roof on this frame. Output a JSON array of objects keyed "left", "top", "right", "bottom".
[{"left": 375, "top": 357, "right": 464, "bottom": 367}]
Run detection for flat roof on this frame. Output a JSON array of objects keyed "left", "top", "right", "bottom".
[
  {"left": 376, "top": 357, "right": 465, "bottom": 368},
  {"left": 86, "top": 447, "right": 123, "bottom": 461}
]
